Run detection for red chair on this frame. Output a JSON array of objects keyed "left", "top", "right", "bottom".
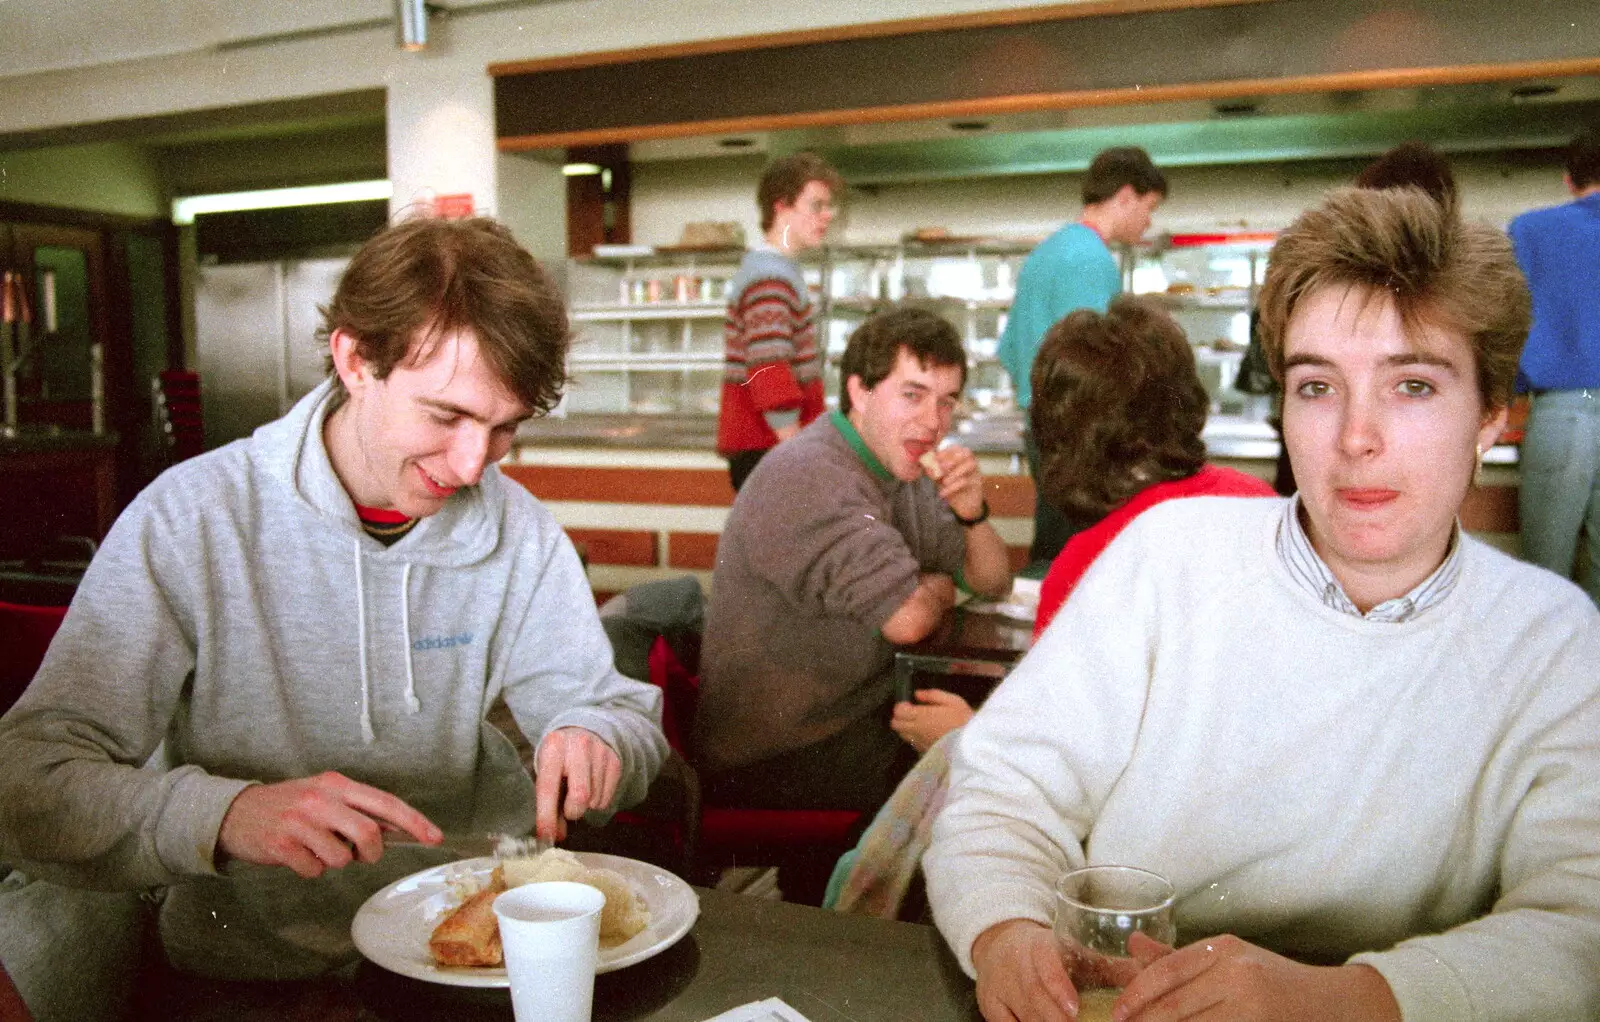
[
  {"left": 598, "top": 638, "right": 701, "bottom": 874},
  {"left": 0, "top": 956, "right": 36, "bottom": 1022},
  {"left": 644, "top": 636, "right": 863, "bottom": 899},
  {"left": 153, "top": 370, "right": 205, "bottom": 465},
  {"left": 0, "top": 600, "right": 67, "bottom": 715}
]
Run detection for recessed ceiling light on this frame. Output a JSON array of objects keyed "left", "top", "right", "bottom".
[
  {"left": 396, "top": 0, "right": 428, "bottom": 51},
  {"left": 718, "top": 138, "right": 755, "bottom": 148},
  {"left": 949, "top": 121, "right": 990, "bottom": 132}
]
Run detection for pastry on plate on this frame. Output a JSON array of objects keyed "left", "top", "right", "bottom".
[
  {"left": 428, "top": 867, "right": 508, "bottom": 967},
  {"left": 426, "top": 849, "right": 652, "bottom": 967}
]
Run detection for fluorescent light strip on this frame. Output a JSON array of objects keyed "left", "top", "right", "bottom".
[{"left": 172, "top": 180, "right": 394, "bottom": 225}]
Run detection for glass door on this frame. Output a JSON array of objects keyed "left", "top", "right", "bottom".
[{"left": 7, "top": 223, "right": 106, "bottom": 434}]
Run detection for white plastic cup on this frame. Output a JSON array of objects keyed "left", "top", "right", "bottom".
[{"left": 492, "top": 881, "right": 606, "bottom": 1022}]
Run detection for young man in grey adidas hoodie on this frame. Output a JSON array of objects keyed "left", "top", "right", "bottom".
[{"left": 0, "top": 217, "right": 668, "bottom": 980}]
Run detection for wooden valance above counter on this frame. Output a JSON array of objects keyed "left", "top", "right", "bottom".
[{"left": 491, "top": 0, "right": 1600, "bottom": 151}]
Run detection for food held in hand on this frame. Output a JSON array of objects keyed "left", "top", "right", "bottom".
[{"left": 919, "top": 451, "right": 944, "bottom": 480}]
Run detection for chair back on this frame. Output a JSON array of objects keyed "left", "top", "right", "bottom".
[
  {"left": 643, "top": 630, "right": 863, "bottom": 902},
  {"left": 0, "top": 601, "right": 67, "bottom": 715},
  {"left": 153, "top": 370, "right": 205, "bottom": 465},
  {"left": 646, "top": 635, "right": 700, "bottom": 754},
  {"left": 0, "top": 955, "right": 35, "bottom": 1022}
]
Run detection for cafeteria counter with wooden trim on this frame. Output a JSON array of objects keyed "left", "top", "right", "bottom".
[{"left": 500, "top": 444, "right": 1041, "bottom": 597}]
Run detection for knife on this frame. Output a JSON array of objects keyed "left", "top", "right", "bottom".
[{"left": 381, "top": 831, "right": 549, "bottom": 859}]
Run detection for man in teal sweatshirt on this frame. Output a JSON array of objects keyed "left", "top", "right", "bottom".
[
  {"left": 999, "top": 146, "right": 1166, "bottom": 571},
  {"left": 0, "top": 217, "right": 667, "bottom": 981}
]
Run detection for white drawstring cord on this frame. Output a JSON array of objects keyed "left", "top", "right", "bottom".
[
  {"left": 354, "top": 538, "right": 375, "bottom": 743},
  {"left": 401, "top": 562, "right": 420, "bottom": 713}
]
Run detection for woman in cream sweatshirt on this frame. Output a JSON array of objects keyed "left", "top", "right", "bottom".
[{"left": 925, "top": 189, "right": 1600, "bottom": 1022}]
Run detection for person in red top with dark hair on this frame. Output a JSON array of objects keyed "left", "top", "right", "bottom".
[{"left": 1031, "top": 296, "right": 1275, "bottom": 636}]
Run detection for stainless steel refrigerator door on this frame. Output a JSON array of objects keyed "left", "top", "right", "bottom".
[
  {"left": 283, "top": 259, "right": 348, "bottom": 407},
  {"left": 195, "top": 258, "right": 348, "bottom": 448},
  {"left": 195, "top": 262, "right": 284, "bottom": 450}
]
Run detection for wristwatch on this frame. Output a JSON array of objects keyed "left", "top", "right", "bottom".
[{"left": 952, "top": 500, "right": 990, "bottom": 527}]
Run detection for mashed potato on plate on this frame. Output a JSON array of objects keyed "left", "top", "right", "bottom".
[
  {"left": 427, "top": 846, "right": 653, "bottom": 967},
  {"left": 498, "top": 846, "right": 651, "bottom": 947}
]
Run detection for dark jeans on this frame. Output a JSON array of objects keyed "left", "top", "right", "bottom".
[
  {"left": 726, "top": 449, "right": 769, "bottom": 492},
  {"left": 703, "top": 705, "right": 917, "bottom": 814}
]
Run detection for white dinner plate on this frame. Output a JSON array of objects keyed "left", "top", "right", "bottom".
[{"left": 351, "top": 851, "right": 699, "bottom": 987}]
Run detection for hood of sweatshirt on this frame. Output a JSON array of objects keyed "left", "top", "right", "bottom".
[
  {"left": 255, "top": 378, "right": 505, "bottom": 571},
  {"left": 250, "top": 379, "right": 513, "bottom": 742}
]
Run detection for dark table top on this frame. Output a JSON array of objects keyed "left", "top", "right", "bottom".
[
  {"left": 893, "top": 605, "right": 1034, "bottom": 706},
  {"left": 904, "top": 605, "right": 1033, "bottom": 662},
  {"left": 145, "top": 888, "right": 982, "bottom": 1022}
]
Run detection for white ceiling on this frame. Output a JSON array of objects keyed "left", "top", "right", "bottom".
[
  {"left": 0, "top": 0, "right": 557, "bottom": 80},
  {"left": 0, "top": 1, "right": 372, "bottom": 78},
  {"left": 3, "top": 1, "right": 1591, "bottom": 184}
]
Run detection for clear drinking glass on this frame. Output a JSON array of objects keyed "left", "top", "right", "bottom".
[{"left": 1053, "top": 865, "right": 1177, "bottom": 1022}]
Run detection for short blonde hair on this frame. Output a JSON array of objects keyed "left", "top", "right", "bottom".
[{"left": 1257, "top": 187, "right": 1530, "bottom": 409}]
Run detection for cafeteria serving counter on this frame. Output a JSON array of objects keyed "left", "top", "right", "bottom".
[{"left": 515, "top": 409, "right": 1286, "bottom": 461}]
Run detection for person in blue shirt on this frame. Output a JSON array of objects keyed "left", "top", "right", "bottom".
[
  {"left": 1509, "top": 126, "right": 1600, "bottom": 607},
  {"left": 998, "top": 147, "right": 1167, "bottom": 572}
]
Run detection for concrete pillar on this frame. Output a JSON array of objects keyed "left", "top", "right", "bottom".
[
  {"left": 385, "top": 57, "right": 498, "bottom": 220},
  {"left": 497, "top": 151, "right": 568, "bottom": 265}
]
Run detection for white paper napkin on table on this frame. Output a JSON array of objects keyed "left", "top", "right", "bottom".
[
  {"left": 699, "top": 998, "right": 815, "bottom": 1022},
  {"left": 960, "top": 575, "right": 1041, "bottom": 623}
]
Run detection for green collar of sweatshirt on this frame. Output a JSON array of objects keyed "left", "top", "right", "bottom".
[{"left": 829, "top": 409, "right": 893, "bottom": 482}]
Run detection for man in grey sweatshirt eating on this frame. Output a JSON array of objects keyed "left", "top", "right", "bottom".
[{"left": 0, "top": 216, "right": 668, "bottom": 981}]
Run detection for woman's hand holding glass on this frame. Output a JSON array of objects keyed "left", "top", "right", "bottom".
[
  {"left": 970, "top": 919, "right": 1080, "bottom": 1022},
  {"left": 973, "top": 863, "right": 1400, "bottom": 1021},
  {"left": 968, "top": 865, "right": 1175, "bottom": 1022},
  {"left": 1054, "top": 866, "right": 1177, "bottom": 1022},
  {"left": 969, "top": 920, "right": 1170, "bottom": 1022}
]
